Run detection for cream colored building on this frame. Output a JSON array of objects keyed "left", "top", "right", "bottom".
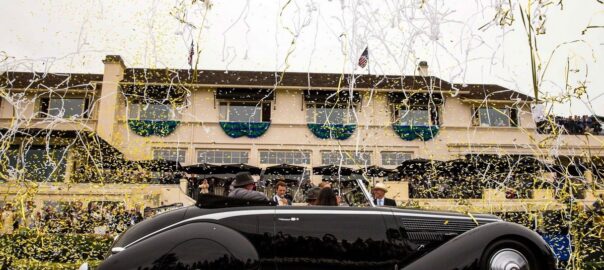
[{"left": 0, "top": 55, "right": 602, "bottom": 210}]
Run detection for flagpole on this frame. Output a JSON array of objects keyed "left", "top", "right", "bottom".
[{"left": 367, "top": 45, "right": 371, "bottom": 77}]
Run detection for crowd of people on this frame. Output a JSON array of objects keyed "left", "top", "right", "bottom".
[
  {"left": 0, "top": 201, "right": 143, "bottom": 235},
  {"left": 537, "top": 115, "right": 603, "bottom": 135},
  {"left": 224, "top": 172, "right": 398, "bottom": 207}
]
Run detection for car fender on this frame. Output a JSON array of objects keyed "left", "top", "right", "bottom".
[
  {"left": 403, "top": 221, "right": 556, "bottom": 270},
  {"left": 97, "top": 222, "right": 259, "bottom": 270}
]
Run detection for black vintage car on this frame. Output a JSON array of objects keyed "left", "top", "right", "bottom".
[{"left": 92, "top": 180, "right": 556, "bottom": 270}]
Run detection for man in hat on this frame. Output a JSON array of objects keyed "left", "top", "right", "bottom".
[
  {"left": 372, "top": 183, "right": 397, "bottom": 207},
  {"left": 305, "top": 187, "right": 321, "bottom": 206},
  {"left": 228, "top": 172, "right": 269, "bottom": 201}
]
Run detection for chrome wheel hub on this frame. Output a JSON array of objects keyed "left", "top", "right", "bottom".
[{"left": 489, "top": 248, "right": 529, "bottom": 270}]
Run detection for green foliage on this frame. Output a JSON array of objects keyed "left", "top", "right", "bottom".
[{"left": 0, "top": 229, "right": 112, "bottom": 268}]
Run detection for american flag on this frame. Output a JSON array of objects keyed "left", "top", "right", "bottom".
[
  {"left": 358, "top": 46, "right": 368, "bottom": 68},
  {"left": 188, "top": 41, "right": 195, "bottom": 67}
]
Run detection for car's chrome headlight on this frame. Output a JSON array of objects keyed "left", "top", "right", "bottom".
[{"left": 78, "top": 262, "right": 89, "bottom": 270}]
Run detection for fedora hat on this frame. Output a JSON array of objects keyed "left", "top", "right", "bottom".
[
  {"left": 233, "top": 172, "right": 255, "bottom": 187},
  {"left": 305, "top": 187, "right": 321, "bottom": 201},
  {"left": 372, "top": 182, "right": 388, "bottom": 193}
]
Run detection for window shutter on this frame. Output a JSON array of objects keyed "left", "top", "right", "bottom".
[
  {"left": 471, "top": 106, "right": 479, "bottom": 126},
  {"left": 83, "top": 98, "right": 91, "bottom": 118},
  {"left": 430, "top": 105, "right": 440, "bottom": 126},
  {"left": 38, "top": 98, "right": 49, "bottom": 118},
  {"left": 262, "top": 102, "right": 271, "bottom": 122},
  {"left": 392, "top": 104, "right": 400, "bottom": 122},
  {"left": 510, "top": 108, "right": 519, "bottom": 127}
]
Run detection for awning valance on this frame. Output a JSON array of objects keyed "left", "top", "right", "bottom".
[
  {"left": 304, "top": 90, "right": 361, "bottom": 104},
  {"left": 387, "top": 92, "right": 444, "bottom": 105},
  {"left": 121, "top": 84, "right": 188, "bottom": 104},
  {"left": 216, "top": 88, "right": 274, "bottom": 101}
]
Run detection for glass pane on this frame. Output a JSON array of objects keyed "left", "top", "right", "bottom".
[
  {"left": 140, "top": 104, "right": 172, "bottom": 120},
  {"left": 128, "top": 104, "right": 139, "bottom": 119},
  {"left": 479, "top": 108, "right": 510, "bottom": 127},
  {"left": 153, "top": 149, "right": 185, "bottom": 163},
  {"left": 228, "top": 103, "right": 262, "bottom": 122},
  {"left": 48, "top": 98, "right": 85, "bottom": 118},
  {"left": 219, "top": 102, "right": 228, "bottom": 121},
  {"left": 398, "top": 109, "right": 430, "bottom": 126},
  {"left": 310, "top": 104, "right": 353, "bottom": 124},
  {"left": 8, "top": 148, "right": 67, "bottom": 182},
  {"left": 305, "top": 105, "right": 316, "bottom": 123}
]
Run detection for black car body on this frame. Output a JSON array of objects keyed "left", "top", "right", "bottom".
[{"left": 95, "top": 180, "right": 557, "bottom": 270}]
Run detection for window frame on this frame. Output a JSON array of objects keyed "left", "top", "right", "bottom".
[
  {"left": 259, "top": 150, "right": 312, "bottom": 165},
  {"left": 391, "top": 103, "right": 439, "bottom": 126},
  {"left": 128, "top": 103, "right": 179, "bottom": 121},
  {"left": 320, "top": 150, "right": 372, "bottom": 166},
  {"left": 38, "top": 97, "right": 91, "bottom": 119},
  {"left": 306, "top": 103, "right": 357, "bottom": 125},
  {"left": 196, "top": 149, "right": 250, "bottom": 164},
  {"left": 218, "top": 101, "right": 271, "bottom": 122},
  {"left": 473, "top": 105, "right": 519, "bottom": 127},
  {"left": 381, "top": 152, "right": 413, "bottom": 166},
  {"left": 152, "top": 148, "right": 187, "bottom": 163}
]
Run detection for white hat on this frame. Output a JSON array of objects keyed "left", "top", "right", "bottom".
[{"left": 372, "top": 182, "right": 388, "bottom": 193}]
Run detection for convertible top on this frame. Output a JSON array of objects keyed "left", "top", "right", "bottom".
[{"left": 196, "top": 194, "right": 277, "bottom": 208}]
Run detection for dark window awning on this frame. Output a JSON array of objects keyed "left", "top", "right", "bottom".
[
  {"left": 121, "top": 84, "right": 188, "bottom": 104},
  {"left": 304, "top": 90, "right": 361, "bottom": 104},
  {"left": 387, "top": 92, "right": 444, "bottom": 105},
  {"left": 216, "top": 88, "right": 274, "bottom": 101},
  {"left": 264, "top": 164, "right": 306, "bottom": 175}
]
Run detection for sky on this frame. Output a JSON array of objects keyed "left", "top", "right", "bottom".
[{"left": 0, "top": 0, "right": 603, "bottom": 116}]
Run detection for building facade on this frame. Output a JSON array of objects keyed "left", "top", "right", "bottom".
[{"left": 0, "top": 55, "right": 602, "bottom": 210}]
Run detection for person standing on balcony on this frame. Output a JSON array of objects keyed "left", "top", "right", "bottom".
[
  {"left": 372, "top": 183, "right": 397, "bottom": 207},
  {"left": 228, "top": 172, "right": 269, "bottom": 201}
]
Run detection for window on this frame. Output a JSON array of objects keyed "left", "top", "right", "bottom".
[
  {"left": 306, "top": 103, "right": 356, "bottom": 124},
  {"left": 128, "top": 103, "right": 176, "bottom": 121},
  {"left": 219, "top": 101, "right": 271, "bottom": 122},
  {"left": 259, "top": 150, "right": 311, "bottom": 165},
  {"left": 39, "top": 97, "right": 89, "bottom": 118},
  {"left": 392, "top": 104, "right": 438, "bottom": 126},
  {"left": 197, "top": 149, "right": 249, "bottom": 164},
  {"left": 474, "top": 106, "right": 519, "bottom": 127},
  {"left": 321, "top": 151, "right": 371, "bottom": 165},
  {"left": 153, "top": 148, "right": 186, "bottom": 163},
  {"left": 381, "top": 152, "right": 413, "bottom": 166},
  {"left": 6, "top": 146, "right": 67, "bottom": 182}
]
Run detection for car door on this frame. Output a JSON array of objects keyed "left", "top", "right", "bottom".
[
  {"left": 219, "top": 208, "right": 277, "bottom": 270},
  {"left": 273, "top": 207, "right": 394, "bottom": 270}
]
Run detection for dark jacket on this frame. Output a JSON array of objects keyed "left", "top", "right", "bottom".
[
  {"left": 228, "top": 188, "right": 269, "bottom": 201},
  {"left": 373, "top": 198, "right": 397, "bottom": 207}
]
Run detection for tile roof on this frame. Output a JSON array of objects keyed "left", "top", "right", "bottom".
[
  {"left": 454, "top": 83, "right": 534, "bottom": 102},
  {"left": 1, "top": 69, "right": 534, "bottom": 102},
  {"left": 121, "top": 68, "right": 455, "bottom": 91},
  {"left": 0, "top": 72, "right": 103, "bottom": 90}
]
